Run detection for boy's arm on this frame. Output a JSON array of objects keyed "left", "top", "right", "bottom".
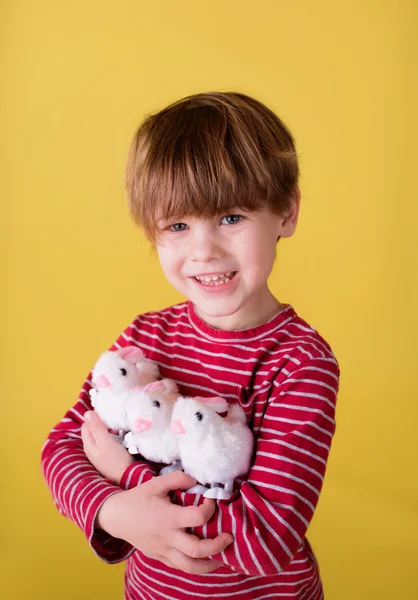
[
  {"left": 42, "top": 321, "right": 234, "bottom": 573},
  {"left": 41, "top": 324, "right": 157, "bottom": 564},
  {"left": 42, "top": 393, "right": 233, "bottom": 572},
  {"left": 188, "top": 356, "right": 340, "bottom": 576}
]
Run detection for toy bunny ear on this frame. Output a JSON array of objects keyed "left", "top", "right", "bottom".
[
  {"left": 197, "top": 396, "right": 229, "bottom": 414},
  {"left": 144, "top": 381, "right": 164, "bottom": 393},
  {"left": 118, "top": 346, "right": 145, "bottom": 363}
]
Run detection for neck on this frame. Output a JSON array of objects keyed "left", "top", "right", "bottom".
[{"left": 195, "top": 287, "right": 282, "bottom": 331}]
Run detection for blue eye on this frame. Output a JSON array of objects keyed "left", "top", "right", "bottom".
[
  {"left": 169, "top": 223, "right": 188, "bottom": 232},
  {"left": 221, "top": 215, "right": 243, "bottom": 225}
]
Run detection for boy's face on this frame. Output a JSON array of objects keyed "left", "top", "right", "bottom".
[{"left": 155, "top": 192, "right": 300, "bottom": 331}]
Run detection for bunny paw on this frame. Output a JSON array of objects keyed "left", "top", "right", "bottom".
[
  {"left": 123, "top": 432, "right": 139, "bottom": 454},
  {"left": 203, "top": 487, "right": 233, "bottom": 500},
  {"left": 186, "top": 484, "right": 210, "bottom": 495},
  {"left": 123, "top": 431, "right": 134, "bottom": 446},
  {"left": 88, "top": 388, "right": 97, "bottom": 407}
]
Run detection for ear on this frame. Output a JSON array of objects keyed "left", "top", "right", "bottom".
[
  {"left": 277, "top": 185, "right": 301, "bottom": 239},
  {"left": 144, "top": 381, "right": 164, "bottom": 393},
  {"left": 118, "top": 346, "right": 145, "bottom": 363},
  {"left": 160, "top": 378, "right": 179, "bottom": 394},
  {"left": 197, "top": 396, "right": 229, "bottom": 414}
]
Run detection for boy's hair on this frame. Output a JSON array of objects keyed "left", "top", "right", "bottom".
[{"left": 125, "top": 92, "right": 299, "bottom": 242}]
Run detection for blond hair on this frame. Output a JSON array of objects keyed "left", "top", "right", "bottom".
[{"left": 125, "top": 92, "right": 299, "bottom": 242}]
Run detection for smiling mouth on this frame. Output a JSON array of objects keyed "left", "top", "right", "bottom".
[{"left": 193, "top": 272, "right": 237, "bottom": 286}]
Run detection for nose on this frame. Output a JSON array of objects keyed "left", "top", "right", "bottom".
[
  {"left": 186, "top": 225, "right": 224, "bottom": 264},
  {"left": 171, "top": 419, "right": 186, "bottom": 435},
  {"left": 133, "top": 418, "right": 152, "bottom": 432},
  {"left": 94, "top": 374, "right": 111, "bottom": 388}
]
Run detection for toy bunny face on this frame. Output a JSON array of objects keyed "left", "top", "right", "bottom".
[
  {"left": 92, "top": 347, "right": 157, "bottom": 391},
  {"left": 130, "top": 382, "right": 177, "bottom": 432},
  {"left": 171, "top": 396, "right": 226, "bottom": 441}
]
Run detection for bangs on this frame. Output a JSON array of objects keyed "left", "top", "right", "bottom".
[{"left": 126, "top": 93, "right": 299, "bottom": 242}]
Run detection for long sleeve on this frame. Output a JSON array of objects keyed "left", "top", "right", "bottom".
[
  {"left": 189, "top": 356, "right": 340, "bottom": 576},
  {"left": 41, "top": 322, "right": 156, "bottom": 563}
]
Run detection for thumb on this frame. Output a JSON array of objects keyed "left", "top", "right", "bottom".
[
  {"left": 150, "top": 470, "right": 197, "bottom": 497},
  {"left": 83, "top": 411, "right": 108, "bottom": 442},
  {"left": 81, "top": 421, "right": 96, "bottom": 451}
]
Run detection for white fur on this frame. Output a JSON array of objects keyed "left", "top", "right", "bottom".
[
  {"left": 89, "top": 347, "right": 160, "bottom": 432},
  {"left": 124, "top": 379, "right": 181, "bottom": 463},
  {"left": 171, "top": 396, "right": 254, "bottom": 487}
]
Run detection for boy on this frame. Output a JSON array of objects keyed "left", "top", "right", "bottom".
[{"left": 42, "top": 92, "right": 339, "bottom": 599}]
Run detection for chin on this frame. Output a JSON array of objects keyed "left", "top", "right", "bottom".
[{"left": 195, "top": 298, "right": 244, "bottom": 319}]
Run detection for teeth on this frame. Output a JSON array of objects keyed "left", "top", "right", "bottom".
[{"left": 195, "top": 272, "right": 234, "bottom": 285}]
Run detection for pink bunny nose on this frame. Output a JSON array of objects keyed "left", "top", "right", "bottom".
[
  {"left": 171, "top": 419, "right": 186, "bottom": 435},
  {"left": 95, "top": 374, "right": 111, "bottom": 388},
  {"left": 133, "top": 418, "right": 152, "bottom": 433}
]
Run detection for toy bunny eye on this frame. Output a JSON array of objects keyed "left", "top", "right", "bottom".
[
  {"left": 152, "top": 400, "right": 160, "bottom": 408},
  {"left": 195, "top": 411, "right": 203, "bottom": 421},
  {"left": 120, "top": 368, "right": 127, "bottom": 376}
]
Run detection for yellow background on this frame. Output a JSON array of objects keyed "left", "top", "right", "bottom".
[{"left": 2, "top": 1, "right": 417, "bottom": 598}]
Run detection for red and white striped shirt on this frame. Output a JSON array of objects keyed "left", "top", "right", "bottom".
[{"left": 42, "top": 301, "right": 339, "bottom": 600}]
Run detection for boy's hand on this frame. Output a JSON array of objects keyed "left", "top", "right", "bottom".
[
  {"left": 81, "top": 411, "right": 134, "bottom": 484},
  {"left": 97, "top": 471, "right": 233, "bottom": 574}
]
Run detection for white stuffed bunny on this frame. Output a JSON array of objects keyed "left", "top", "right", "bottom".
[
  {"left": 88, "top": 346, "right": 160, "bottom": 438},
  {"left": 171, "top": 396, "right": 254, "bottom": 499},
  {"left": 124, "top": 379, "right": 182, "bottom": 471}
]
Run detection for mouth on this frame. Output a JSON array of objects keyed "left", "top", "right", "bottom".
[{"left": 192, "top": 271, "right": 237, "bottom": 286}]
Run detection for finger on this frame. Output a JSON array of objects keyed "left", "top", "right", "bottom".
[
  {"left": 84, "top": 413, "right": 110, "bottom": 443},
  {"left": 167, "top": 548, "right": 221, "bottom": 575},
  {"left": 172, "top": 499, "right": 216, "bottom": 529},
  {"left": 81, "top": 422, "right": 96, "bottom": 451},
  {"left": 155, "top": 555, "right": 177, "bottom": 570},
  {"left": 149, "top": 471, "right": 197, "bottom": 497},
  {"left": 83, "top": 410, "right": 95, "bottom": 422},
  {"left": 173, "top": 530, "right": 233, "bottom": 560},
  {"left": 199, "top": 498, "right": 217, "bottom": 522}
]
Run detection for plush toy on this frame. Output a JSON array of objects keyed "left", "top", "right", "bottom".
[
  {"left": 88, "top": 346, "right": 160, "bottom": 437},
  {"left": 123, "top": 379, "right": 182, "bottom": 472},
  {"left": 171, "top": 396, "right": 254, "bottom": 499}
]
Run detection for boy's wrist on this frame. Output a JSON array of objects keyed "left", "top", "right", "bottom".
[{"left": 95, "top": 490, "right": 125, "bottom": 537}]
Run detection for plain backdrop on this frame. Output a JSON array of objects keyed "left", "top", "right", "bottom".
[{"left": 1, "top": 1, "right": 417, "bottom": 598}]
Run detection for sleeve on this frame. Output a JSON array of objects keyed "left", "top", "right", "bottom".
[
  {"left": 40, "top": 320, "right": 156, "bottom": 564},
  {"left": 120, "top": 460, "right": 159, "bottom": 489},
  {"left": 190, "top": 356, "right": 340, "bottom": 576}
]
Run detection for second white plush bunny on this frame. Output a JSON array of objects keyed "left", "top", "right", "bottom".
[
  {"left": 124, "top": 379, "right": 182, "bottom": 471},
  {"left": 171, "top": 396, "right": 254, "bottom": 499}
]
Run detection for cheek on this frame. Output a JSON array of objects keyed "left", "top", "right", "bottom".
[
  {"left": 157, "top": 247, "right": 181, "bottom": 278},
  {"left": 238, "top": 233, "right": 277, "bottom": 274},
  {"left": 185, "top": 414, "right": 197, "bottom": 431}
]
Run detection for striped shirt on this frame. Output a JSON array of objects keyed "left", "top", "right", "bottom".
[{"left": 41, "top": 301, "right": 340, "bottom": 600}]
